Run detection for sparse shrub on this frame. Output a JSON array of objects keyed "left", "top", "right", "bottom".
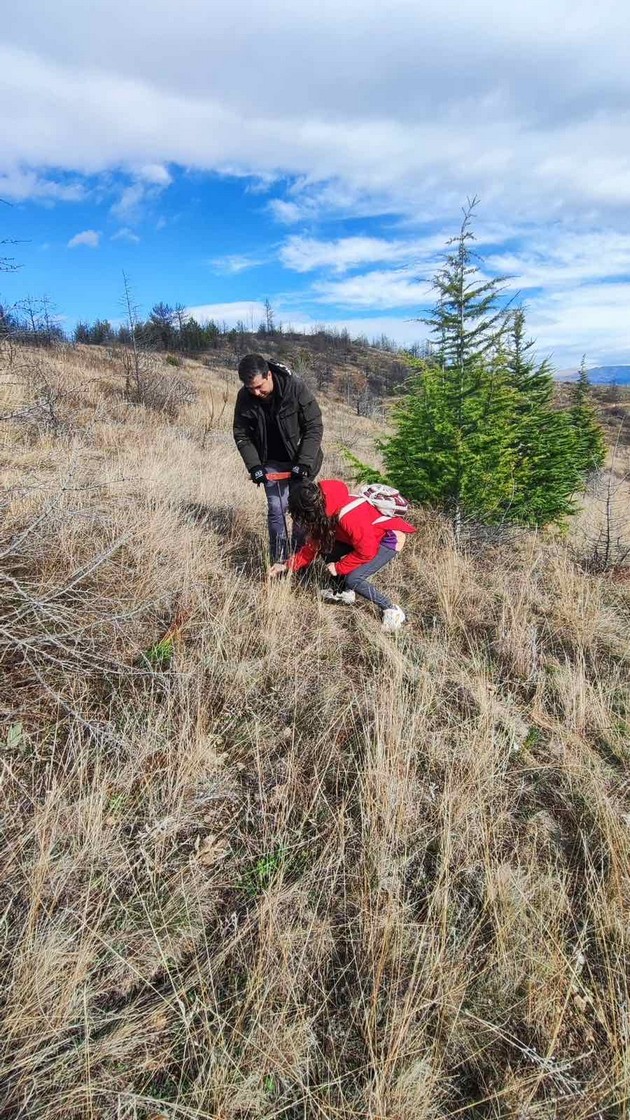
[
  {"left": 0, "top": 349, "right": 71, "bottom": 437},
  {"left": 119, "top": 347, "right": 195, "bottom": 415}
]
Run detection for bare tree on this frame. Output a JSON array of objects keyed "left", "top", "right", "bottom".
[
  {"left": 1, "top": 199, "right": 21, "bottom": 273},
  {"left": 1, "top": 242, "right": 19, "bottom": 273},
  {"left": 579, "top": 417, "right": 630, "bottom": 572},
  {"left": 264, "top": 298, "right": 275, "bottom": 335},
  {"left": 117, "top": 273, "right": 194, "bottom": 416},
  {"left": 20, "top": 294, "right": 42, "bottom": 336},
  {"left": 120, "top": 271, "right": 142, "bottom": 400},
  {"left": 314, "top": 361, "right": 333, "bottom": 391}
]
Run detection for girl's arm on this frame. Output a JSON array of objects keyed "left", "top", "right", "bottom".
[{"left": 286, "top": 539, "right": 319, "bottom": 572}]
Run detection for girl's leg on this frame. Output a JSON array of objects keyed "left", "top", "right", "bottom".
[
  {"left": 342, "top": 546, "right": 397, "bottom": 610},
  {"left": 323, "top": 543, "right": 352, "bottom": 592}
]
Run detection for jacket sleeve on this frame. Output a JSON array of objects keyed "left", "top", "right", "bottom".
[
  {"left": 334, "top": 514, "right": 382, "bottom": 576},
  {"left": 295, "top": 381, "right": 323, "bottom": 470},
  {"left": 233, "top": 398, "right": 262, "bottom": 472},
  {"left": 287, "top": 538, "right": 320, "bottom": 572}
]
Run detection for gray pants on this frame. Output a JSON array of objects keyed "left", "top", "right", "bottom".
[
  {"left": 327, "top": 543, "right": 397, "bottom": 611},
  {"left": 264, "top": 460, "right": 307, "bottom": 562}
]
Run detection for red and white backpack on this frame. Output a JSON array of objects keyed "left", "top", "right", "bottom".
[{"left": 338, "top": 483, "right": 410, "bottom": 525}]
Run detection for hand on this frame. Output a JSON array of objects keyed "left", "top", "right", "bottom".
[
  {"left": 268, "top": 562, "right": 288, "bottom": 579},
  {"left": 291, "top": 464, "right": 310, "bottom": 480},
  {"left": 250, "top": 466, "right": 266, "bottom": 486},
  {"left": 326, "top": 562, "right": 337, "bottom": 576}
]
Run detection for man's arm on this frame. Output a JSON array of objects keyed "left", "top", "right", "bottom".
[
  {"left": 295, "top": 381, "right": 323, "bottom": 471},
  {"left": 233, "top": 399, "right": 262, "bottom": 472}
]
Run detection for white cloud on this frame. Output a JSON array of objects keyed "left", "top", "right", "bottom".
[
  {"left": 0, "top": 167, "right": 85, "bottom": 202},
  {"left": 486, "top": 229, "right": 630, "bottom": 290},
  {"left": 137, "top": 163, "right": 171, "bottom": 185},
  {"left": 527, "top": 281, "right": 630, "bottom": 367},
  {"left": 2, "top": 1, "right": 630, "bottom": 364},
  {"left": 67, "top": 229, "right": 100, "bottom": 248},
  {"left": 111, "top": 227, "right": 140, "bottom": 243},
  {"left": 108, "top": 167, "right": 172, "bottom": 221},
  {"left": 106, "top": 165, "right": 171, "bottom": 220},
  {"left": 185, "top": 301, "right": 269, "bottom": 328},
  {"left": 268, "top": 200, "right": 303, "bottom": 224},
  {"left": 313, "top": 268, "right": 432, "bottom": 309},
  {"left": 278, "top": 226, "right": 529, "bottom": 277},
  {"left": 210, "top": 253, "right": 263, "bottom": 275},
  {"left": 280, "top": 235, "right": 418, "bottom": 274},
  {"left": 110, "top": 184, "right": 145, "bottom": 220},
  {"left": 1, "top": 0, "right": 629, "bottom": 225}
]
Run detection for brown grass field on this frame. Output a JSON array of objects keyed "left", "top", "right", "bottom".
[{"left": 1, "top": 344, "right": 629, "bottom": 1119}]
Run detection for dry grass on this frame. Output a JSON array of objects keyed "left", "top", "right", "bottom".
[{"left": 1, "top": 345, "right": 629, "bottom": 1119}]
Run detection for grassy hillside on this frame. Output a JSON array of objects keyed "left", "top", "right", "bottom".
[{"left": 1, "top": 344, "right": 629, "bottom": 1119}]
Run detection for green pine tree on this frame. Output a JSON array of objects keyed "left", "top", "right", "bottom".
[
  {"left": 380, "top": 201, "right": 518, "bottom": 532},
  {"left": 347, "top": 206, "right": 608, "bottom": 533},
  {"left": 502, "top": 309, "right": 583, "bottom": 525},
  {"left": 568, "top": 358, "right": 606, "bottom": 475}
]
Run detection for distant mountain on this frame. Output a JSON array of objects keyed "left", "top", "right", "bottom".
[{"left": 556, "top": 365, "right": 630, "bottom": 385}]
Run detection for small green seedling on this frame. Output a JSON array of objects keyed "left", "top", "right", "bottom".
[
  {"left": 263, "top": 1075, "right": 277, "bottom": 1097},
  {"left": 523, "top": 727, "right": 543, "bottom": 749},
  {"left": 108, "top": 793, "right": 128, "bottom": 815},
  {"left": 241, "top": 847, "right": 286, "bottom": 897},
  {"left": 143, "top": 636, "right": 174, "bottom": 670}
]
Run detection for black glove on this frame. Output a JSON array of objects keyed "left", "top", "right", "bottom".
[
  {"left": 250, "top": 466, "right": 266, "bottom": 486},
  {"left": 291, "top": 464, "right": 310, "bottom": 481}
]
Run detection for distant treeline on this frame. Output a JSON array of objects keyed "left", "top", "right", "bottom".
[
  {"left": 0, "top": 297, "right": 427, "bottom": 409},
  {"left": 0, "top": 296, "right": 425, "bottom": 361}
]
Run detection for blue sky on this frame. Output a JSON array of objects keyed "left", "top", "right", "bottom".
[{"left": 2, "top": 0, "right": 630, "bottom": 369}]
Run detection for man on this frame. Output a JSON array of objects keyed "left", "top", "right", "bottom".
[{"left": 233, "top": 353, "right": 324, "bottom": 561}]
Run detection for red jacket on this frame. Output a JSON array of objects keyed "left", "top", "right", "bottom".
[{"left": 288, "top": 479, "right": 415, "bottom": 576}]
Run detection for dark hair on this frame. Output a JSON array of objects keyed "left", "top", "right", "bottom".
[
  {"left": 288, "top": 481, "right": 337, "bottom": 554},
  {"left": 238, "top": 353, "right": 269, "bottom": 385}
]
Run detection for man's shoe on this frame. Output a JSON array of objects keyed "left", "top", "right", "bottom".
[
  {"left": 320, "top": 588, "right": 356, "bottom": 605},
  {"left": 382, "top": 606, "right": 406, "bottom": 632}
]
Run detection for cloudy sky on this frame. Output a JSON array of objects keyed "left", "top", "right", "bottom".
[{"left": 2, "top": 0, "right": 630, "bottom": 367}]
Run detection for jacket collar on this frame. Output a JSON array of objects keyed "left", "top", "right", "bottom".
[{"left": 267, "top": 360, "right": 291, "bottom": 400}]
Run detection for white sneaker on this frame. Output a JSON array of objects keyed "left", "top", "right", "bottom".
[
  {"left": 320, "top": 588, "right": 356, "bottom": 605},
  {"left": 382, "top": 606, "right": 406, "bottom": 632}
]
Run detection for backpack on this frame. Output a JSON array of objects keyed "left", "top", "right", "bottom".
[{"left": 338, "top": 483, "right": 410, "bottom": 525}]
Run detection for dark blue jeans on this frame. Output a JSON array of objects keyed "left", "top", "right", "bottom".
[
  {"left": 326, "top": 542, "right": 397, "bottom": 611},
  {"left": 264, "top": 460, "right": 307, "bottom": 562}
]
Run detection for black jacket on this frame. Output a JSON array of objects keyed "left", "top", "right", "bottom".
[{"left": 233, "top": 361, "right": 324, "bottom": 475}]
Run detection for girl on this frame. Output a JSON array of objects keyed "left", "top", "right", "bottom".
[{"left": 268, "top": 479, "right": 415, "bottom": 632}]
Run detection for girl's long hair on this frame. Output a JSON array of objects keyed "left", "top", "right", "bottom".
[{"left": 288, "top": 481, "right": 337, "bottom": 554}]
